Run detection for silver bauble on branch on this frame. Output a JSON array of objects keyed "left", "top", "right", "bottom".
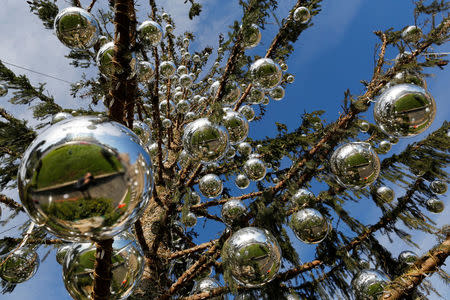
[
  {"left": 159, "top": 61, "right": 176, "bottom": 78},
  {"left": 0, "top": 84, "right": 8, "bottom": 97},
  {"left": 241, "top": 24, "right": 261, "bottom": 49},
  {"left": 54, "top": 7, "right": 100, "bottom": 50},
  {"left": 96, "top": 42, "right": 137, "bottom": 78},
  {"left": 209, "top": 80, "right": 241, "bottom": 106},
  {"left": 199, "top": 174, "right": 223, "bottom": 198},
  {"left": 159, "top": 99, "right": 176, "bottom": 116},
  {"left": 398, "top": 250, "right": 418, "bottom": 266},
  {"left": 250, "top": 58, "right": 282, "bottom": 91},
  {"left": 183, "top": 211, "right": 197, "bottom": 227},
  {"left": 430, "top": 179, "right": 447, "bottom": 194},
  {"left": 290, "top": 208, "right": 329, "bottom": 244},
  {"left": 237, "top": 142, "right": 252, "bottom": 156},
  {"left": 377, "top": 140, "right": 392, "bottom": 154},
  {"left": 176, "top": 99, "right": 191, "bottom": 114},
  {"left": 269, "top": 86, "right": 285, "bottom": 101},
  {"left": 373, "top": 84, "right": 436, "bottom": 137},
  {"left": 374, "top": 186, "right": 395, "bottom": 203},
  {"left": 191, "top": 277, "right": 225, "bottom": 300},
  {"left": 244, "top": 157, "right": 267, "bottom": 181},
  {"left": 18, "top": 116, "right": 153, "bottom": 241},
  {"left": 132, "top": 120, "right": 151, "bottom": 145},
  {"left": 182, "top": 118, "right": 229, "bottom": 163},
  {"left": 137, "top": 61, "right": 155, "bottom": 82},
  {"left": 188, "top": 191, "right": 201, "bottom": 205},
  {"left": 222, "top": 110, "right": 249, "bottom": 144},
  {"left": 425, "top": 198, "right": 444, "bottom": 214},
  {"left": 63, "top": 231, "right": 144, "bottom": 299},
  {"left": 330, "top": 142, "right": 380, "bottom": 189},
  {"left": 401, "top": 25, "right": 422, "bottom": 43},
  {"left": 0, "top": 248, "right": 39, "bottom": 283},
  {"left": 179, "top": 74, "right": 193, "bottom": 87},
  {"left": 52, "top": 112, "right": 73, "bottom": 124},
  {"left": 147, "top": 142, "right": 168, "bottom": 164},
  {"left": 293, "top": 7, "right": 311, "bottom": 23},
  {"left": 248, "top": 88, "right": 265, "bottom": 104},
  {"left": 222, "top": 227, "right": 282, "bottom": 287},
  {"left": 235, "top": 174, "right": 250, "bottom": 189},
  {"left": 221, "top": 199, "right": 247, "bottom": 225},
  {"left": 291, "top": 188, "right": 314, "bottom": 207},
  {"left": 56, "top": 243, "right": 73, "bottom": 265},
  {"left": 359, "top": 121, "right": 370, "bottom": 133},
  {"left": 351, "top": 269, "right": 389, "bottom": 300},
  {"left": 137, "top": 20, "right": 164, "bottom": 47}
]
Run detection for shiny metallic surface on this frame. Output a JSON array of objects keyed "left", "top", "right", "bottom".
[
  {"left": 179, "top": 74, "right": 193, "bottom": 87},
  {"left": 199, "top": 174, "right": 223, "bottom": 198},
  {"left": 183, "top": 211, "right": 197, "bottom": 227},
  {"left": 250, "top": 58, "right": 282, "bottom": 91},
  {"left": 241, "top": 24, "right": 261, "bottom": 49},
  {"left": 291, "top": 188, "right": 314, "bottom": 207},
  {"left": 221, "top": 199, "right": 247, "bottom": 224},
  {"left": 351, "top": 269, "right": 389, "bottom": 300},
  {"left": 159, "top": 61, "right": 176, "bottom": 78},
  {"left": 330, "top": 142, "right": 380, "bottom": 189},
  {"left": 398, "top": 250, "right": 418, "bottom": 266},
  {"left": 235, "top": 174, "right": 250, "bottom": 189},
  {"left": 359, "top": 121, "right": 370, "bottom": 133},
  {"left": 222, "top": 227, "right": 281, "bottom": 287},
  {"left": 243, "top": 157, "right": 267, "bottom": 181},
  {"left": 147, "top": 142, "right": 168, "bottom": 164},
  {"left": 0, "top": 248, "right": 39, "bottom": 283},
  {"left": 269, "top": 86, "right": 285, "bottom": 101},
  {"left": 373, "top": 84, "right": 436, "bottom": 137},
  {"left": 52, "top": 112, "right": 73, "bottom": 124},
  {"left": 54, "top": 7, "right": 100, "bottom": 50},
  {"left": 430, "top": 179, "right": 447, "bottom": 194},
  {"left": 401, "top": 25, "right": 422, "bottom": 43},
  {"left": 238, "top": 105, "right": 256, "bottom": 122},
  {"left": 56, "top": 243, "right": 73, "bottom": 265},
  {"left": 18, "top": 116, "right": 152, "bottom": 241},
  {"left": 290, "top": 208, "right": 329, "bottom": 244},
  {"left": 63, "top": 231, "right": 144, "bottom": 299},
  {"left": 293, "top": 7, "right": 311, "bottom": 24},
  {"left": 377, "top": 140, "right": 392, "bottom": 154},
  {"left": 176, "top": 100, "right": 191, "bottom": 114},
  {"left": 286, "top": 75, "right": 295, "bottom": 83},
  {"left": 209, "top": 80, "right": 241, "bottom": 106},
  {"left": 237, "top": 142, "right": 252, "bottom": 157},
  {"left": 132, "top": 120, "right": 151, "bottom": 145},
  {"left": 248, "top": 88, "right": 265, "bottom": 104},
  {"left": 426, "top": 198, "right": 444, "bottom": 214},
  {"left": 182, "top": 118, "right": 229, "bottom": 163},
  {"left": 159, "top": 99, "right": 176, "bottom": 116},
  {"left": 96, "top": 42, "right": 137, "bottom": 78},
  {"left": 137, "top": 20, "right": 163, "bottom": 47},
  {"left": 137, "top": 61, "right": 155, "bottom": 82},
  {"left": 222, "top": 110, "right": 249, "bottom": 144},
  {"left": 191, "top": 277, "right": 225, "bottom": 300}
]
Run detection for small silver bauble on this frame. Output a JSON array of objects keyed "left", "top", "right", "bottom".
[
  {"left": 162, "top": 118, "right": 172, "bottom": 128},
  {"left": 63, "top": 231, "right": 144, "bottom": 299},
  {"left": 221, "top": 199, "right": 247, "bottom": 224},
  {"left": 279, "top": 62, "right": 288, "bottom": 72},
  {"left": 177, "top": 65, "right": 188, "bottom": 76},
  {"left": 222, "top": 227, "right": 281, "bottom": 287},
  {"left": 182, "top": 118, "right": 229, "bottom": 163},
  {"left": 133, "top": 120, "right": 151, "bottom": 145},
  {"left": 199, "top": 174, "right": 223, "bottom": 198},
  {"left": 237, "top": 142, "right": 252, "bottom": 156},
  {"left": 401, "top": 25, "right": 422, "bottom": 43},
  {"left": 165, "top": 24, "right": 173, "bottom": 33},
  {"left": 373, "top": 84, "right": 436, "bottom": 137},
  {"left": 148, "top": 142, "right": 168, "bottom": 164},
  {"left": 235, "top": 174, "right": 250, "bottom": 189},
  {"left": 183, "top": 38, "right": 190, "bottom": 47},
  {"left": 222, "top": 110, "right": 249, "bottom": 144},
  {"left": 0, "top": 84, "right": 8, "bottom": 97},
  {"left": 248, "top": 88, "right": 265, "bottom": 104},
  {"left": 291, "top": 188, "right": 314, "bottom": 207},
  {"left": 159, "top": 99, "right": 176, "bottom": 115},
  {"left": 226, "top": 146, "right": 236, "bottom": 159},
  {"left": 351, "top": 269, "right": 389, "bottom": 300},
  {"left": 241, "top": 24, "right": 261, "bottom": 49},
  {"left": 176, "top": 99, "right": 191, "bottom": 114},
  {"left": 238, "top": 105, "right": 256, "bottom": 121},
  {"left": 207, "top": 78, "right": 214, "bottom": 84},
  {"left": 185, "top": 111, "right": 196, "bottom": 122},
  {"left": 209, "top": 80, "right": 241, "bottom": 106},
  {"left": 290, "top": 208, "right": 329, "bottom": 244},
  {"left": 375, "top": 186, "right": 395, "bottom": 203},
  {"left": 0, "top": 248, "right": 39, "bottom": 283},
  {"left": 359, "top": 121, "right": 370, "bottom": 133},
  {"left": 189, "top": 191, "right": 201, "bottom": 205},
  {"left": 425, "top": 198, "right": 444, "bottom": 214},
  {"left": 377, "top": 140, "right": 392, "bottom": 154},
  {"left": 18, "top": 116, "right": 153, "bottom": 241},
  {"left": 179, "top": 74, "right": 193, "bottom": 87},
  {"left": 191, "top": 277, "right": 225, "bottom": 300},
  {"left": 137, "top": 61, "right": 155, "bottom": 82},
  {"left": 137, "top": 20, "right": 163, "bottom": 47},
  {"left": 96, "top": 42, "right": 137, "bottom": 78},
  {"left": 159, "top": 61, "right": 176, "bottom": 78},
  {"left": 51, "top": 112, "right": 73, "bottom": 124},
  {"left": 250, "top": 58, "right": 282, "bottom": 91},
  {"left": 54, "top": 7, "right": 100, "bottom": 50},
  {"left": 286, "top": 74, "right": 295, "bottom": 83},
  {"left": 398, "top": 250, "right": 418, "bottom": 266},
  {"left": 193, "top": 54, "right": 201, "bottom": 63},
  {"left": 162, "top": 12, "right": 170, "bottom": 21},
  {"left": 262, "top": 96, "right": 270, "bottom": 105},
  {"left": 243, "top": 157, "right": 266, "bottom": 181},
  {"left": 293, "top": 7, "right": 311, "bottom": 23},
  {"left": 56, "top": 243, "right": 73, "bottom": 265},
  {"left": 430, "top": 179, "right": 447, "bottom": 194},
  {"left": 269, "top": 86, "right": 285, "bottom": 101},
  {"left": 330, "top": 142, "right": 380, "bottom": 189},
  {"left": 183, "top": 211, "right": 197, "bottom": 227}
]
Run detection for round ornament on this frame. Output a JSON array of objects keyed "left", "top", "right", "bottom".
[
  {"left": 182, "top": 118, "right": 229, "bottom": 163},
  {"left": 191, "top": 277, "right": 225, "bottom": 300},
  {"left": 18, "top": 116, "right": 153, "bottom": 241},
  {"left": 0, "top": 84, "right": 8, "bottom": 97},
  {"left": 430, "top": 179, "right": 447, "bottom": 194},
  {"left": 54, "top": 7, "right": 100, "bottom": 50},
  {"left": 193, "top": 54, "right": 201, "bottom": 63},
  {"left": 238, "top": 105, "right": 256, "bottom": 122},
  {"left": 221, "top": 199, "right": 247, "bottom": 225},
  {"left": 425, "top": 198, "right": 444, "bottom": 214},
  {"left": 401, "top": 25, "right": 422, "bottom": 43},
  {"left": 188, "top": 191, "right": 201, "bottom": 205},
  {"left": 262, "top": 96, "right": 270, "bottom": 105},
  {"left": 290, "top": 208, "right": 329, "bottom": 244},
  {"left": 250, "top": 58, "right": 282, "bottom": 91},
  {"left": 241, "top": 24, "right": 261, "bottom": 49},
  {"left": 133, "top": 120, "right": 151, "bottom": 145},
  {"left": 243, "top": 157, "right": 267, "bottom": 181},
  {"left": 373, "top": 84, "right": 436, "bottom": 137},
  {"left": 248, "top": 88, "right": 265, "bottom": 104},
  {"left": 269, "top": 86, "right": 285, "bottom": 101},
  {"left": 56, "top": 243, "right": 73, "bottom": 265},
  {"left": 222, "top": 110, "right": 249, "bottom": 144},
  {"left": 235, "top": 174, "right": 250, "bottom": 189},
  {"left": 209, "top": 81, "right": 241, "bottom": 106},
  {"left": 52, "top": 112, "right": 73, "bottom": 124},
  {"left": 96, "top": 42, "right": 137, "bottom": 78},
  {"left": 280, "top": 62, "right": 288, "bottom": 72},
  {"left": 137, "top": 61, "right": 155, "bottom": 82},
  {"left": 63, "top": 231, "right": 144, "bottom": 299},
  {"left": 179, "top": 74, "right": 193, "bottom": 87},
  {"left": 159, "top": 100, "right": 176, "bottom": 115},
  {"left": 291, "top": 188, "right": 314, "bottom": 207},
  {"left": 237, "top": 142, "right": 252, "bottom": 157},
  {"left": 293, "top": 7, "right": 311, "bottom": 24},
  {"left": 359, "top": 121, "right": 370, "bottom": 133},
  {"left": 165, "top": 24, "right": 173, "bottom": 34},
  {"left": 286, "top": 75, "right": 295, "bottom": 83},
  {"left": 199, "top": 174, "right": 223, "bottom": 198},
  {"left": 375, "top": 186, "right": 395, "bottom": 203},
  {"left": 351, "top": 269, "right": 389, "bottom": 300},
  {"left": 0, "top": 248, "right": 39, "bottom": 283},
  {"left": 377, "top": 140, "right": 392, "bottom": 154},
  {"left": 398, "top": 250, "right": 418, "bottom": 266},
  {"left": 177, "top": 100, "right": 191, "bottom": 114},
  {"left": 330, "top": 142, "right": 380, "bottom": 189},
  {"left": 147, "top": 142, "right": 168, "bottom": 164},
  {"left": 137, "top": 20, "right": 163, "bottom": 47},
  {"left": 159, "top": 61, "right": 176, "bottom": 78},
  {"left": 162, "top": 118, "right": 172, "bottom": 129},
  {"left": 183, "top": 212, "right": 197, "bottom": 227}
]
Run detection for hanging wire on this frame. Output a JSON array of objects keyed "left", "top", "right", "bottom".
[{"left": 1, "top": 60, "right": 73, "bottom": 84}]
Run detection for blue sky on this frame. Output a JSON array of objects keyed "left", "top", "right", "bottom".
[{"left": 0, "top": 0, "right": 448, "bottom": 299}]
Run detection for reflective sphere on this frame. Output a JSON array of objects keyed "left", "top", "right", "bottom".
[
  {"left": 286, "top": 75, "right": 295, "bottom": 83},
  {"left": 137, "top": 61, "right": 155, "bottom": 82},
  {"left": 137, "top": 20, "right": 163, "bottom": 47},
  {"left": 330, "top": 142, "right": 380, "bottom": 189},
  {"left": 237, "top": 142, "right": 252, "bottom": 157},
  {"left": 238, "top": 105, "right": 256, "bottom": 122},
  {"left": 280, "top": 62, "right": 288, "bottom": 72},
  {"left": 56, "top": 243, "right": 73, "bottom": 265},
  {"left": 185, "top": 111, "right": 196, "bottom": 122},
  {"left": 359, "top": 121, "right": 370, "bottom": 133},
  {"left": 162, "top": 118, "right": 172, "bottom": 128},
  {"left": 63, "top": 232, "right": 144, "bottom": 299},
  {"left": 177, "top": 99, "right": 191, "bottom": 114},
  {"left": 209, "top": 81, "right": 241, "bottom": 106},
  {"left": 377, "top": 140, "right": 392, "bottom": 154},
  {"left": 398, "top": 250, "right": 418, "bottom": 266},
  {"left": 165, "top": 24, "right": 173, "bottom": 34},
  {"left": 179, "top": 74, "right": 193, "bottom": 87},
  {"left": 52, "top": 112, "right": 73, "bottom": 124},
  {"left": 0, "top": 84, "right": 8, "bottom": 97},
  {"left": 235, "top": 174, "right": 250, "bottom": 189},
  {"left": 193, "top": 54, "right": 201, "bottom": 63},
  {"left": 374, "top": 84, "right": 436, "bottom": 137},
  {"left": 250, "top": 58, "right": 282, "bottom": 91},
  {"left": 222, "top": 227, "right": 281, "bottom": 287},
  {"left": 147, "top": 142, "right": 168, "bottom": 164},
  {"left": 199, "top": 174, "right": 223, "bottom": 198},
  {"left": 351, "top": 269, "right": 389, "bottom": 300},
  {"left": 226, "top": 146, "right": 236, "bottom": 159},
  {"left": 188, "top": 191, "right": 201, "bottom": 205},
  {"left": 221, "top": 199, "right": 247, "bottom": 225},
  {"left": 18, "top": 116, "right": 153, "bottom": 241},
  {"left": 177, "top": 65, "right": 188, "bottom": 76},
  {"left": 222, "top": 110, "right": 249, "bottom": 144},
  {"left": 290, "top": 208, "right": 329, "bottom": 244},
  {"left": 248, "top": 88, "right": 265, "bottom": 104},
  {"left": 133, "top": 121, "right": 151, "bottom": 145},
  {"left": 291, "top": 188, "right": 314, "bottom": 207},
  {"left": 269, "top": 86, "right": 285, "bottom": 101},
  {"left": 375, "top": 186, "right": 395, "bottom": 203},
  {"left": 293, "top": 7, "right": 311, "bottom": 24},
  {"left": 191, "top": 277, "right": 225, "bottom": 300},
  {"left": 402, "top": 25, "right": 422, "bottom": 43},
  {"left": 0, "top": 248, "right": 39, "bottom": 283},
  {"left": 426, "top": 198, "right": 444, "bottom": 214},
  {"left": 262, "top": 96, "right": 270, "bottom": 105},
  {"left": 159, "top": 61, "right": 176, "bottom": 78},
  {"left": 182, "top": 118, "right": 229, "bottom": 163},
  {"left": 96, "top": 42, "right": 137, "bottom": 78},
  {"left": 54, "top": 7, "right": 100, "bottom": 50},
  {"left": 243, "top": 158, "right": 267, "bottom": 181},
  {"left": 183, "top": 212, "right": 197, "bottom": 227},
  {"left": 391, "top": 70, "right": 426, "bottom": 88},
  {"left": 159, "top": 99, "right": 176, "bottom": 115},
  {"left": 430, "top": 179, "right": 447, "bottom": 194},
  {"left": 241, "top": 24, "right": 261, "bottom": 49}
]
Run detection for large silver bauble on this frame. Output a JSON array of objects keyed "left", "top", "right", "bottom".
[
  {"left": 56, "top": 243, "right": 73, "bottom": 265},
  {"left": 222, "top": 110, "right": 249, "bottom": 144},
  {"left": 401, "top": 25, "right": 422, "bottom": 43},
  {"left": 137, "top": 20, "right": 163, "bottom": 47},
  {"left": 209, "top": 81, "right": 241, "bottom": 106},
  {"left": 250, "top": 58, "right": 282, "bottom": 91},
  {"left": 330, "top": 142, "right": 380, "bottom": 189},
  {"left": 235, "top": 174, "right": 250, "bottom": 189},
  {"left": 222, "top": 227, "right": 281, "bottom": 287},
  {"left": 373, "top": 84, "right": 436, "bottom": 137},
  {"left": 137, "top": 61, "right": 155, "bottom": 82},
  {"left": 18, "top": 116, "right": 152, "bottom": 241},
  {"left": 0, "top": 84, "right": 8, "bottom": 97},
  {"left": 293, "top": 7, "right": 311, "bottom": 24},
  {"left": 54, "top": 7, "right": 100, "bottom": 50},
  {"left": 159, "top": 61, "right": 176, "bottom": 78},
  {"left": 351, "top": 269, "right": 389, "bottom": 300},
  {"left": 199, "top": 174, "right": 223, "bottom": 198},
  {"left": 182, "top": 118, "right": 229, "bottom": 163},
  {"left": 426, "top": 198, "right": 444, "bottom": 214},
  {"left": 63, "top": 231, "right": 144, "bottom": 299},
  {"left": 243, "top": 158, "right": 266, "bottom": 181},
  {"left": 96, "top": 42, "right": 137, "bottom": 78},
  {"left": 375, "top": 186, "right": 395, "bottom": 203},
  {"left": 430, "top": 179, "right": 447, "bottom": 195},
  {"left": 291, "top": 188, "right": 314, "bottom": 207},
  {"left": 191, "top": 277, "right": 225, "bottom": 300},
  {"left": 241, "top": 24, "right": 261, "bottom": 49},
  {"left": 221, "top": 199, "right": 247, "bottom": 224},
  {"left": 398, "top": 250, "right": 418, "bottom": 266},
  {"left": 290, "top": 208, "right": 329, "bottom": 244},
  {"left": 0, "top": 248, "right": 39, "bottom": 283}
]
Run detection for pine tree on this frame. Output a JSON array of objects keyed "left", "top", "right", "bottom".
[{"left": 0, "top": 0, "right": 449, "bottom": 299}]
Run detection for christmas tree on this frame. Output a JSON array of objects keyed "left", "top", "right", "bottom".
[{"left": 0, "top": 0, "right": 449, "bottom": 299}]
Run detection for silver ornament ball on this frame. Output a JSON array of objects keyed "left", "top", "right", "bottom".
[
  {"left": 199, "top": 174, "right": 223, "bottom": 198},
  {"left": 250, "top": 58, "right": 282, "bottom": 91},
  {"left": 290, "top": 208, "right": 329, "bottom": 244},
  {"left": 243, "top": 157, "right": 267, "bottom": 181}
]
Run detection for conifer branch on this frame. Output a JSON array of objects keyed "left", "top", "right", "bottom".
[
  {"left": 87, "top": 0, "right": 98, "bottom": 13},
  {"left": 0, "top": 237, "right": 64, "bottom": 245},
  {"left": 0, "top": 194, "right": 24, "bottom": 212},
  {"left": 168, "top": 239, "right": 217, "bottom": 260}
]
